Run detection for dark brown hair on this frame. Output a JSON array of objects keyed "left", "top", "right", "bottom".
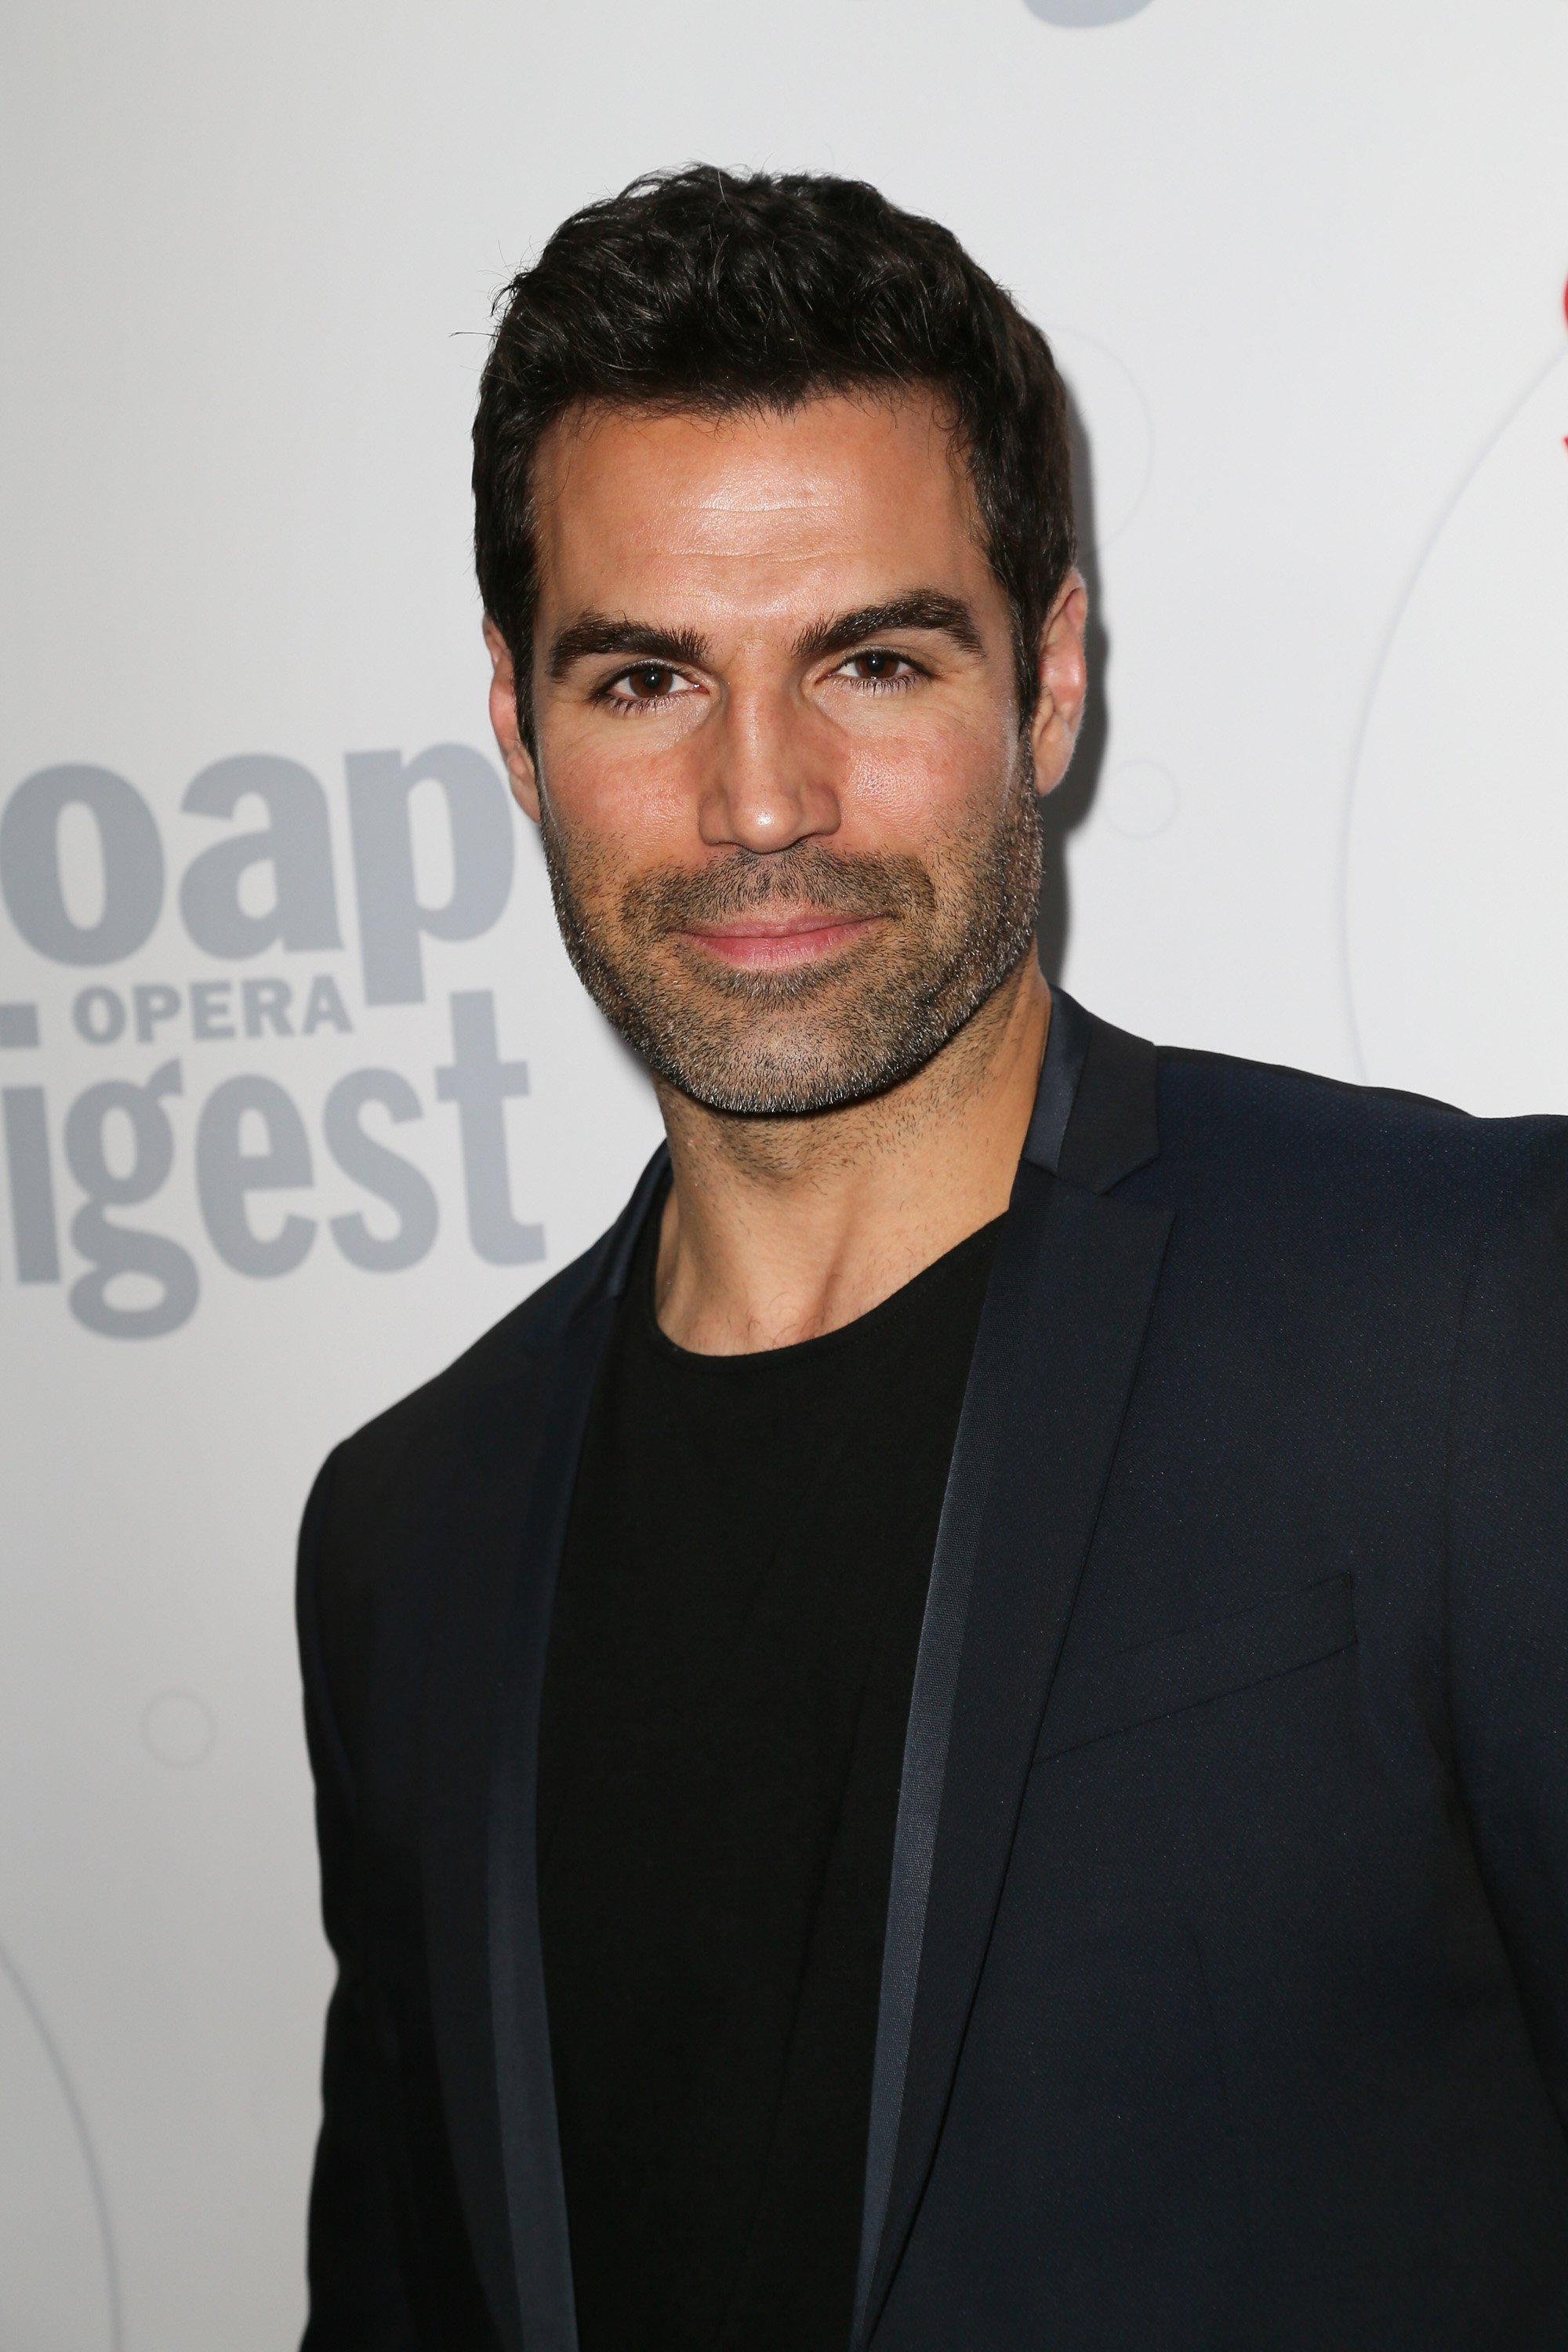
[{"left": 473, "top": 166, "right": 1075, "bottom": 735}]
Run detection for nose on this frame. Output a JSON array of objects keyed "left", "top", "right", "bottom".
[{"left": 698, "top": 684, "right": 841, "bottom": 856}]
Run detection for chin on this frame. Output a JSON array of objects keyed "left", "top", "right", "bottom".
[{"left": 652, "top": 1025, "right": 935, "bottom": 1120}]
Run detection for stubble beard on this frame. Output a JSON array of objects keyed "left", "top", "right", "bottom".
[{"left": 536, "top": 759, "right": 1044, "bottom": 1118}]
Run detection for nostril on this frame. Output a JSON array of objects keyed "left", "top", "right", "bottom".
[{"left": 699, "top": 776, "right": 841, "bottom": 855}]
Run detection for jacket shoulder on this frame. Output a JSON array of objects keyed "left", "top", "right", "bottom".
[
  {"left": 301, "top": 1222, "right": 613, "bottom": 1570},
  {"left": 1153, "top": 1041, "right": 1568, "bottom": 1204},
  {"left": 296, "top": 1221, "right": 624, "bottom": 1777},
  {"left": 324, "top": 1214, "right": 606, "bottom": 1486}
]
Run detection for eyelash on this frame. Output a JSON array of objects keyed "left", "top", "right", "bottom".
[
  {"left": 844, "top": 652, "right": 924, "bottom": 694},
  {"left": 592, "top": 651, "right": 927, "bottom": 713},
  {"left": 594, "top": 674, "right": 690, "bottom": 717}
]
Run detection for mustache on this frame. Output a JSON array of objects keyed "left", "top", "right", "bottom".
[{"left": 622, "top": 843, "right": 938, "bottom": 934}]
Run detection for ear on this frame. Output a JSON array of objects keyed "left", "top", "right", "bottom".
[
  {"left": 1028, "top": 570, "right": 1089, "bottom": 797},
  {"left": 483, "top": 615, "right": 540, "bottom": 822}
]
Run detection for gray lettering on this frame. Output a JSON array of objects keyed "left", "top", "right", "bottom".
[
  {"left": 0, "top": 1003, "right": 40, "bottom": 1047},
  {"left": 64, "top": 1060, "right": 198, "bottom": 1337},
  {"left": 1, "top": 765, "right": 165, "bottom": 964},
  {"left": 1024, "top": 0, "right": 1156, "bottom": 24},
  {"left": 301, "top": 972, "right": 353, "bottom": 1034},
  {"left": 73, "top": 985, "right": 126, "bottom": 1044},
  {"left": 325, "top": 1069, "right": 438, "bottom": 1272},
  {"left": 347, "top": 745, "right": 514, "bottom": 1004},
  {"left": 133, "top": 982, "right": 181, "bottom": 1043},
  {"left": 3, "top": 1087, "right": 60, "bottom": 1281},
  {"left": 179, "top": 755, "right": 342, "bottom": 959},
  {"left": 195, "top": 1074, "right": 315, "bottom": 1276},
  {"left": 434, "top": 990, "right": 543, "bottom": 1265},
  {"left": 190, "top": 979, "right": 236, "bottom": 1040},
  {"left": 241, "top": 976, "right": 294, "bottom": 1037}
]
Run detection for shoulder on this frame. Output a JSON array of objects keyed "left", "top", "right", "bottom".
[
  {"left": 316, "top": 1229, "right": 609, "bottom": 1515},
  {"left": 298, "top": 1219, "right": 620, "bottom": 1628},
  {"left": 1152, "top": 1041, "right": 1568, "bottom": 1224},
  {"left": 295, "top": 1223, "right": 622, "bottom": 1765}
]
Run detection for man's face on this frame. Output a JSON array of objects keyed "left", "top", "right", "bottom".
[{"left": 488, "top": 391, "right": 1085, "bottom": 1116}]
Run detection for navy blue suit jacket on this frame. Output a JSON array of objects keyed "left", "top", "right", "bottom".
[{"left": 299, "top": 993, "right": 1568, "bottom": 2349}]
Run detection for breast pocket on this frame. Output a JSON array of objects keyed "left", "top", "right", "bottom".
[{"left": 1036, "top": 1573, "right": 1357, "bottom": 1764}]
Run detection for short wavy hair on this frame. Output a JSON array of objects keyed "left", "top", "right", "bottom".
[{"left": 473, "top": 165, "right": 1076, "bottom": 739}]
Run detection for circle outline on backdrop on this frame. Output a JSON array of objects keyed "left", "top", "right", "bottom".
[
  {"left": 141, "top": 1690, "right": 217, "bottom": 1768},
  {"left": 0, "top": 1940, "right": 123, "bottom": 2351},
  {"left": 1340, "top": 336, "right": 1568, "bottom": 1096},
  {"left": 1047, "top": 325, "right": 1156, "bottom": 557},
  {"left": 1102, "top": 760, "right": 1180, "bottom": 839}
]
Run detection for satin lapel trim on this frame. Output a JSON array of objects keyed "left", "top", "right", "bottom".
[
  {"left": 856, "top": 1164, "right": 1173, "bottom": 2343},
  {"left": 850, "top": 1197, "right": 1021, "bottom": 2347},
  {"left": 487, "top": 1300, "right": 614, "bottom": 2352},
  {"left": 851, "top": 985, "right": 1090, "bottom": 2341},
  {"left": 1023, "top": 984, "right": 1092, "bottom": 1173},
  {"left": 485, "top": 1151, "right": 669, "bottom": 2352}
]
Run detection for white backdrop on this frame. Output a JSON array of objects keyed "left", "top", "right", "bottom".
[{"left": 2, "top": 2, "right": 1566, "bottom": 2343}]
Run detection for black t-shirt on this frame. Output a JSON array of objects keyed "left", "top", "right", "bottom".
[{"left": 537, "top": 1201, "right": 1002, "bottom": 2352}]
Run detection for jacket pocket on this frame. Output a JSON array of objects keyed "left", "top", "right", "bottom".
[{"left": 1036, "top": 1572, "right": 1356, "bottom": 1763}]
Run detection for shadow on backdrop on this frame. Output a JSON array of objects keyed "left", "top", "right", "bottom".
[{"left": 1036, "top": 387, "right": 1109, "bottom": 984}]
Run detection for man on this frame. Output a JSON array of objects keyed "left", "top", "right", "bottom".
[{"left": 298, "top": 169, "right": 1568, "bottom": 2351}]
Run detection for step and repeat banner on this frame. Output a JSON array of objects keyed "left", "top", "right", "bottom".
[{"left": 2, "top": 1, "right": 1566, "bottom": 2343}]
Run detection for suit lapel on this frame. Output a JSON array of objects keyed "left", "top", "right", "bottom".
[
  {"left": 421, "top": 1152, "right": 668, "bottom": 2352},
  {"left": 857, "top": 997, "right": 1172, "bottom": 2343}
]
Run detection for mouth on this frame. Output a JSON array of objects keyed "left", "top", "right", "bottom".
[{"left": 677, "top": 910, "right": 884, "bottom": 972}]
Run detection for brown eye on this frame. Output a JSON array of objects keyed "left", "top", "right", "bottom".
[
  {"left": 624, "top": 664, "right": 677, "bottom": 699},
  {"left": 849, "top": 650, "right": 906, "bottom": 681}
]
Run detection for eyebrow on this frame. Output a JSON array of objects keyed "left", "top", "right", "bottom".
[
  {"left": 546, "top": 590, "right": 985, "bottom": 683},
  {"left": 793, "top": 592, "right": 984, "bottom": 662},
  {"left": 547, "top": 614, "right": 713, "bottom": 680}
]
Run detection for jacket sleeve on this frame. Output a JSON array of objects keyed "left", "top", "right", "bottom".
[
  {"left": 297, "top": 1449, "right": 423, "bottom": 2351},
  {"left": 1447, "top": 1127, "right": 1568, "bottom": 2132}
]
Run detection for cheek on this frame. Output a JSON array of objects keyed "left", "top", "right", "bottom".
[
  {"left": 835, "top": 706, "right": 1018, "bottom": 843},
  {"left": 540, "top": 720, "right": 703, "bottom": 868}
]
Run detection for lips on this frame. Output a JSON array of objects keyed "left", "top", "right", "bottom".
[
  {"left": 678, "top": 912, "right": 882, "bottom": 971},
  {"left": 615, "top": 843, "right": 937, "bottom": 977}
]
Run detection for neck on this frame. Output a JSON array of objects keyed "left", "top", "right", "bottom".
[{"left": 651, "top": 959, "right": 1051, "bottom": 1354}]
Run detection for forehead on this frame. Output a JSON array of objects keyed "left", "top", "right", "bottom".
[{"left": 528, "top": 391, "right": 996, "bottom": 629}]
